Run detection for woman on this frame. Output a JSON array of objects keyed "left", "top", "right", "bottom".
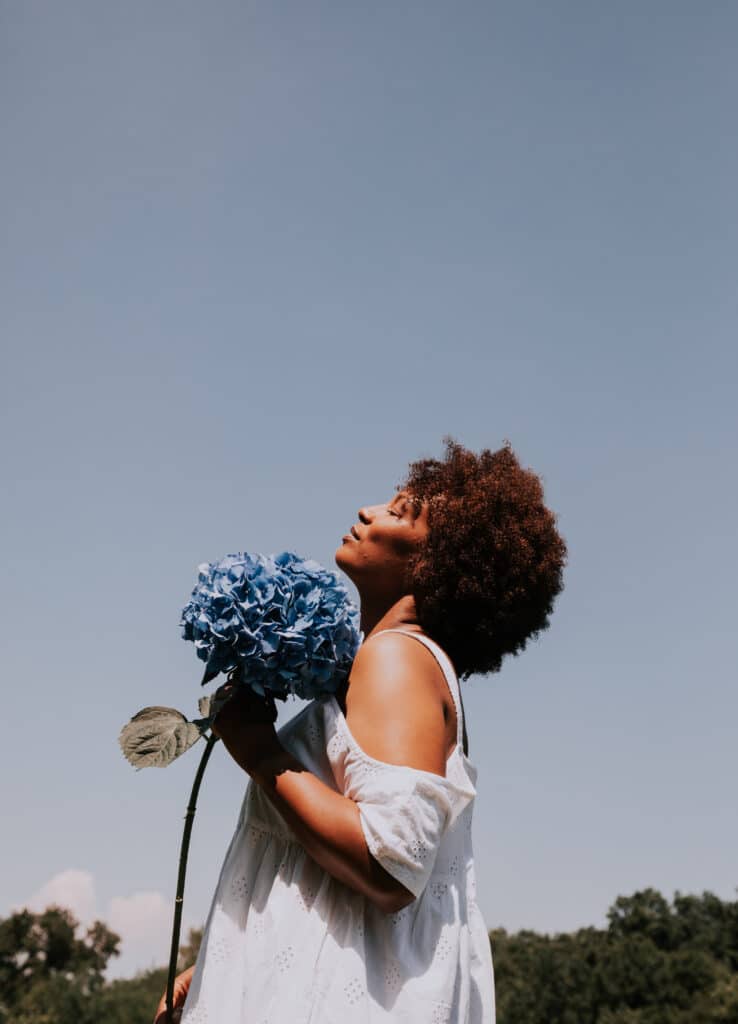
[{"left": 155, "top": 437, "right": 566, "bottom": 1023}]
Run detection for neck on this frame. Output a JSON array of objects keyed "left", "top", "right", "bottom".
[{"left": 359, "top": 594, "right": 423, "bottom": 639}]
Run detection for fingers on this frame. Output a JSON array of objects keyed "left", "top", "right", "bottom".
[
  {"left": 154, "top": 1005, "right": 183, "bottom": 1023},
  {"left": 210, "top": 681, "right": 238, "bottom": 737},
  {"left": 154, "top": 974, "right": 191, "bottom": 1024},
  {"left": 212, "top": 680, "right": 278, "bottom": 724},
  {"left": 154, "top": 1010, "right": 182, "bottom": 1024},
  {"left": 213, "top": 680, "right": 236, "bottom": 701}
]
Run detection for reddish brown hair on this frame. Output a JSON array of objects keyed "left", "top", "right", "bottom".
[{"left": 397, "top": 436, "right": 567, "bottom": 679}]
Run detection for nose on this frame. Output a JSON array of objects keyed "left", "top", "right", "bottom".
[{"left": 357, "top": 506, "right": 374, "bottom": 524}]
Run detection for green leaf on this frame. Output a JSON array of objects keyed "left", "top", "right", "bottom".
[{"left": 118, "top": 707, "right": 203, "bottom": 769}]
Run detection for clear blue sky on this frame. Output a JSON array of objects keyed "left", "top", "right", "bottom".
[{"left": 2, "top": 1, "right": 736, "bottom": 978}]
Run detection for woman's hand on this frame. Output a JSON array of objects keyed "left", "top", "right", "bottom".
[
  {"left": 153, "top": 964, "right": 195, "bottom": 1023},
  {"left": 210, "top": 678, "right": 280, "bottom": 775}
]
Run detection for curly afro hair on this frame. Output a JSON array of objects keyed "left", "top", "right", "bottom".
[{"left": 396, "top": 436, "right": 567, "bottom": 679}]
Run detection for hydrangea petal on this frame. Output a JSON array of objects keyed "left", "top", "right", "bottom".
[{"left": 180, "top": 550, "right": 361, "bottom": 701}]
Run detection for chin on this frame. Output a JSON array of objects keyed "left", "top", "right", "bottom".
[{"left": 334, "top": 544, "right": 353, "bottom": 576}]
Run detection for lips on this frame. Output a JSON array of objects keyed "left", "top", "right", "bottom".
[{"left": 350, "top": 525, "right": 360, "bottom": 540}]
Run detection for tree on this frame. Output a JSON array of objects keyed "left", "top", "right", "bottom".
[
  {"left": 6, "top": 887, "right": 738, "bottom": 1022},
  {"left": 491, "top": 888, "right": 738, "bottom": 1024},
  {"left": 94, "top": 926, "right": 202, "bottom": 1024},
  {"left": 94, "top": 967, "right": 170, "bottom": 1024},
  {"left": 177, "top": 926, "right": 203, "bottom": 971},
  {"left": 0, "top": 905, "right": 120, "bottom": 1024}
]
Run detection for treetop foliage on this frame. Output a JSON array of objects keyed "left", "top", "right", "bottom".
[
  {"left": 493, "top": 887, "right": 738, "bottom": 1024},
  {"left": 2, "top": 889, "right": 737, "bottom": 1023}
]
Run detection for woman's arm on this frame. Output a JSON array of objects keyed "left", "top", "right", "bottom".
[{"left": 213, "top": 633, "right": 448, "bottom": 914}]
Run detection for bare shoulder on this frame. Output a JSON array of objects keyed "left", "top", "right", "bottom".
[{"left": 344, "top": 631, "right": 448, "bottom": 776}]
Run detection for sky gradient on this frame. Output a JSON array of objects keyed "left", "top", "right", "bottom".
[{"left": 2, "top": 1, "right": 736, "bottom": 978}]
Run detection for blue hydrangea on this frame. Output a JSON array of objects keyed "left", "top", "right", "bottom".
[{"left": 180, "top": 551, "right": 362, "bottom": 700}]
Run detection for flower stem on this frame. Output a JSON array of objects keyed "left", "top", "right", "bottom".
[{"left": 165, "top": 732, "right": 218, "bottom": 1023}]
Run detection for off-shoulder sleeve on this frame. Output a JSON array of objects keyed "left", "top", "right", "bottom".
[
  {"left": 353, "top": 771, "right": 456, "bottom": 898},
  {"left": 322, "top": 698, "right": 475, "bottom": 899}
]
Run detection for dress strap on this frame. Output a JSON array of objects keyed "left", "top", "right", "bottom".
[{"left": 369, "top": 628, "right": 465, "bottom": 750}]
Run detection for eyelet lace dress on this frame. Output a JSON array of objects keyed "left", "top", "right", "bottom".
[{"left": 181, "top": 629, "right": 495, "bottom": 1023}]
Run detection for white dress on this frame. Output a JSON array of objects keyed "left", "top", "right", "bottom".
[{"left": 181, "top": 628, "right": 495, "bottom": 1023}]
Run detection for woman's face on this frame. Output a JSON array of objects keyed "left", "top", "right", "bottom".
[{"left": 335, "top": 489, "right": 430, "bottom": 596}]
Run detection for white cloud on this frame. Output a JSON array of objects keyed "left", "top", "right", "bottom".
[
  {"left": 12, "top": 869, "right": 196, "bottom": 980},
  {"left": 108, "top": 890, "right": 173, "bottom": 977},
  {"left": 23, "top": 869, "right": 97, "bottom": 923}
]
